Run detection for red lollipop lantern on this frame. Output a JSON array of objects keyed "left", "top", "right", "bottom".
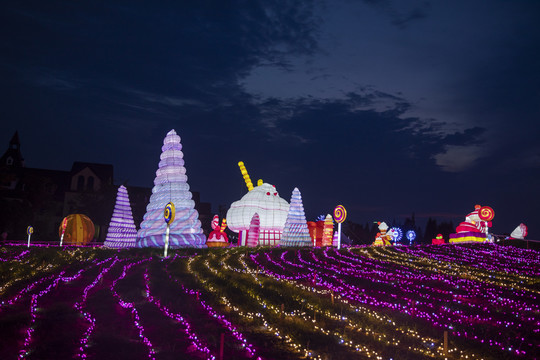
[{"left": 478, "top": 206, "right": 495, "bottom": 221}]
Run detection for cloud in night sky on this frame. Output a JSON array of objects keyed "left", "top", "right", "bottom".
[{"left": 1, "top": 0, "right": 539, "bottom": 237}]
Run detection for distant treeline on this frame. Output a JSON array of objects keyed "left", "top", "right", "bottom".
[{"left": 343, "top": 216, "right": 455, "bottom": 245}]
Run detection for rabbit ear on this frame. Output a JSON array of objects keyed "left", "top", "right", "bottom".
[{"left": 211, "top": 215, "right": 219, "bottom": 230}]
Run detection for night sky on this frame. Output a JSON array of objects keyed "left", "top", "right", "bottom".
[{"left": 1, "top": 1, "right": 539, "bottom": 239}]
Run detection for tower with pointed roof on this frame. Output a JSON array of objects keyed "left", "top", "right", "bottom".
[{"left": 0, "top": 131, "right": 24, "bottom": 168}]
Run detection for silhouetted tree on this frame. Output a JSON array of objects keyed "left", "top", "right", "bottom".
[
  {"left": 436, "top": 221, "right": 454, "bottom": 241},
  {"left": 424, "top": 217, "right": 438, "bottom": 244}
]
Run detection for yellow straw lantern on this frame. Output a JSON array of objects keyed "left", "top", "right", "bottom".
[
  {"left": 237, "top": 161, "right": 254, "bottom": 191},
  {"left": 220, "top": 218, "right": 227, "bottom": 232}
]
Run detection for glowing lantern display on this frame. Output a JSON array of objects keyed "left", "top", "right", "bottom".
[
  {"left": 58, "top": 214, "right": 95, "bottom": 246},
  {"left": 238, "top": 161, "right": 254, "bottom": 191},
  {"left": 211, "top": 215, "right": 219, "bottom": 230},
  {"left": 389, "top": 227, "right": 403, "bottom": 243},
  {"left": 333, "top": 205, "right": 347, "bottom": 249},
  {"left": 227, "top": 183, "right": 289, "bottom": 246},
  {"left": 206, "top": 216, "right": 230, "bottom": 248},
  {"left": 136, "top": 129, "right": 206, "bottom": 248},
  {"left": 406, "top": 230, "right": 416, "bottom": 245},
  {"left": 510, "top": 223, "right": 528, "bottom": 239},
  {"left": 163, "top": 202, "right": 176, "bottom": 257},
  {"left": 373, "top": 222, "right": 392, "bottom": 246},
  {"left": 432, "top": 234, "right": 445, "bottom": 245},
  {"left": 26, "top": 226, "right": 33, "bottom": 248},
  {"left": 321, "top": 214, "right": 334, "bottom": 247},
  {"left": 246, "top": 213, "right": 260, "bottom": 247},
  {"left": 450, "top": 205, "right": 493, "bottom": 244},
  {"left": 104, "top": 185, "right": 137, "bottom": 248},
  {"left": 307, "top": 221, "right": 324, "bottom": 246},
  {"left": 280, "top": 188, "right": 312, "bottom": 247}
]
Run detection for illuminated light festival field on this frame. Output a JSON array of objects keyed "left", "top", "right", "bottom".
[
  {"left": 1, "top": 244, "right": 538, "bottom": 360},
  {"left": 3, "top": 3, "right": 540, "bottom": 359}
]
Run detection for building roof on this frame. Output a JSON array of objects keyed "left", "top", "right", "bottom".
[{"left": 70, "top": 162, "right": 113, "bottom": 183}]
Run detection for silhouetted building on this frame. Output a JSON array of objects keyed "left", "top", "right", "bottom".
[{"left": 0, "top": 131, "right": 211, "bottom": 242}]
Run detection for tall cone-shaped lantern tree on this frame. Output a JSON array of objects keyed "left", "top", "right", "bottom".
[
  {"left": 136, "top": 129, "right": 206, "bottom": 248},
  {"left": 280, "top": 187, "right": 313, "bottom": 247},
  {"left": 104, "top": 185, "right": 137, "bottom": 248}
]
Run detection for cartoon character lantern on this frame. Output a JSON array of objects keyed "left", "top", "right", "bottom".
[
  {"left": 206, "top": 215, "right": 229, "bottom": 248},
  {"left": 373, "top": 222, "right": 392, "bottom": 246},
  {"left": 450, "top": 205, "right": 494, "bottom": 243}
]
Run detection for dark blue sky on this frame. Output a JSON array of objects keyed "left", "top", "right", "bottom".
[{"left": 1, "top": 1, "right": 539, "bottom": 238}]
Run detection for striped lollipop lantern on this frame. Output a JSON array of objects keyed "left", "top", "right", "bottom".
[
  {"left": 479, "top": 206, "right": 495, "bottom": 221},
  {"left": 163, "top": 202, "right": 175, "bottom": 257},
  {"left": 333, "top": 205, "right": 347, "bottom": 223},
  {"left": 333, "top": 205, "right": 347, "bottom": 249},
  {"left": 26, "top": 226, "right": 33, "bottom": 247}
]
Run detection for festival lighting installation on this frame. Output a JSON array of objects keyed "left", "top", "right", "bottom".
[
  {"left": 237, "top": 161, "right": 254, "bottom": 191},
  {"left": 321, "top": 215, "right": 334, "bottom": 247},
  {"left": 389, "top": 227, "right": 403, "bottom": 243},
  {"left": 510, "top": 223, "right": 528, "bottom": 239},
  {"left": 406, "top": 230, "right": 416, "bottom": 245},
  {"left": 58, "top": 214, "right": 95, "bottom": 245},
  {"left": 104, "top": 185, "right": 137, "bottom": 248},
  {"left": 246, "top": 213, "right": 260, "bottom": 247},
  {"left": 432, "top": 234, "right": 445, "bottom": 245},
  {"left": 136, "top": 129, "right": 206, "bottom": 248},
  {"left": 333, "top": 205, "right": 347, "bottom": 249},
  {"left": 227, "top": 182, "right": 289, "bottom": 247},
  {"left": 280, "top": 188, "right": 313, "bottom": 247},
  {"left": 26, "top": 226, "right": 33, "bottom": 247},
  {"left": 373, "top": 222, "right": 392, "bottom": 246},
  {"left": 206, "top": 215, "right": 229, "bottom": 247},
  {"left": 450, "top": 205, "right": 494, "bottom": 243},
  {"left": 0, "top": 245, "right": 538, "bottom": 359}
]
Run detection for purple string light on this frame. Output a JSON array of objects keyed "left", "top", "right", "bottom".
[{"left": 162, "top": 255, "right": 261, "bottom": 359}]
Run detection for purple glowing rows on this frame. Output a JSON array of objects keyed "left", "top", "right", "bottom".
[
  {"left": 0, "top": 249, "right": 30, "bottom": 262},
  {"left": 394, "top": 243, "right": 540, "bottom": 276},
  {"left": 324, "top": 249, "right": 538, "bottom": 354},
  {"left": 5, "top": 254, "right": 221, "bottom": 360},
  {"left": 143, "top": 268, "right": 216, "bottom": 360},
  {"left": 3, "top": 251, "right": 267, "bottom": 360},
  {"left": 74, "top": 257, "right": 121, "bottom": 359},
  {"left": 330, "top": 248, "right": 539, "bottom": 317},
  {"left": 163, "top": 255, "right": 261, "bottom": 359},
  {"left": 18, "top": 264, "right": 97, "bottom": 358},
  {"left": 364, "top": 246, "right": 539, "bottom": 313},
  {"left": 250, "top": 248, "right": 538, "bottom": 357}
]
